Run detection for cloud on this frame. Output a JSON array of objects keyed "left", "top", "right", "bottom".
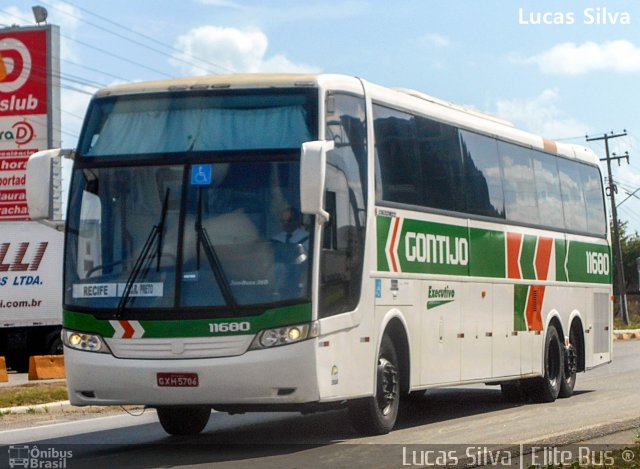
[
  {"left": 420, "top": 33, "right": 452, "bottom": 49},
  {"left": 494, "top": 88, "right": 590, "bottom": 139},
  {"left": 0, "top": 3, "right": 82, "bottom": 62},
  {"left": 48, "top": 2, "right": 84, "bottom": 63},
  {"left": 517, "top": 40, "right": 640, "bottom": 75},
  {"left": 0, "top": 3, "right": 81, "bottom": 30},
  {"left": 171, "top": 26, "right": 320, "bottom": 74},
  {"left": 0, "top": 6, "right": 32, "bottom": 26},
  {"left": 49, "top": 1, "right": 82, "bottom": 31}
]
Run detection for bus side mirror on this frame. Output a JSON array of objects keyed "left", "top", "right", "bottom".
[
  {"left": 25, "top": 148, "right": 73, "bottom": 220},
  {"left": 300, "top": 140, "right": 334, "bottom": 224}
]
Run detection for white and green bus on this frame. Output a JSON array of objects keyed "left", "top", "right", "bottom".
[{"left": 27, "top": 74, "right": 612, "bottom": 436}]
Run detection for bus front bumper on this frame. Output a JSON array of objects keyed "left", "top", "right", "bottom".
[{"left": 64, "top": 339, "right": 319, "bottom": 407}]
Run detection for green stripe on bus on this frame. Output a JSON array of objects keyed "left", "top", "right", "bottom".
[
  {"left": 63, "top": 310, "right": 116, "bottom": 337},
  {"left": 469, "top": 228, "right": 505, "bottom": 278},
  {"left": 520, "top": 235, "right": 537, "bottom": 280},
  {"left": 397, "top": 218, "right": 469, "bottom": 276},
  {"left": 63, "top": 303, "right": 312, "bottom": 338},
  {"left": 374, "top": 215, "right": 611, "bottom": 285},
  {"left": 513, "top": 285, "right": 528, "bottom": 332},
  {"left": 555, "top": 238, "right": 568, "bottom": 282},
  {"left": 566, "top": 241, "right": 611, "bottom": 284},
  {"left": 376, "top": 215, "right": 392, "bottom": 272},
  {"left": 427, "top": 299, "right": 455, "bottom": 310}
]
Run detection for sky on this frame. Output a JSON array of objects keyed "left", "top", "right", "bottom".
[{"left": 2, "top": 0, "right": 640, "bottom": 232}]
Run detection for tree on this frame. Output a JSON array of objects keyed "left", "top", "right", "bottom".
[{"left": 614, "top": 221, "right": 640, "bottom": 294}]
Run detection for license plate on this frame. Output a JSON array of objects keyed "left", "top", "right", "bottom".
[{"left": 157, "top": 373, "right": 199, "bottom": 387}]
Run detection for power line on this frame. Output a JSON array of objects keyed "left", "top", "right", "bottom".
[
  {"left": 39, "top": 0, "right": 235, "bottom": 74},
  {"left": 62, "top": 57, "right": 130, "bottom": 83},
  {"left": 60, "top": 32, "right": 175, "bottom": 78},
  {"left": 61, "top": 109, "right": 85, "bottom": 121},
  {"left": 0, "top": 8, "right": 173, "bottom": 79},
  {"left": 554, "top": 135, "right": 589, "bottom": 142}
]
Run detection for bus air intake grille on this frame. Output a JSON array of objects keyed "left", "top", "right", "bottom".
[{"left": 104, "top": 335, "right": 254, "bottom": 359}]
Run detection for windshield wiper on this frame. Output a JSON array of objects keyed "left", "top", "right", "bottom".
[
  {"left": 195, "top": 187, "right": 239, "bottom": 314},
  {"left": 115, "top": 189, "right": 170, "bottom": 318}
]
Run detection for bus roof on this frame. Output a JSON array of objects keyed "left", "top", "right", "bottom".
[{"left": 94, "top": 73, "right": 599, "bottom": 166}]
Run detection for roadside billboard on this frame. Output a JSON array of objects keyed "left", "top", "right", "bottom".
[{"left": 0, "top": 25, "right": 60, "bottom": 220}]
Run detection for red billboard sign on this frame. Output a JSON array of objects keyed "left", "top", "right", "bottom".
[
  {"left": 0, "top": 29, "right": 48, "bottom": 116},
  {"left": 0, "top": 26, "right": 59, "bottom": 221}
]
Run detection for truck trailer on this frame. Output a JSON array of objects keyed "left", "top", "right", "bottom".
[{"left": 0, "top": 151, "right": 64, "bottom": 371}]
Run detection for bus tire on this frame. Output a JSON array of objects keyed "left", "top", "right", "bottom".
[
  {"left": 528, "top": 325, "right": 563, "bottom": 403},
  {"left": 156, "top": 406, "right": 211, "bottom": 436},
  {"left": 48, "top": 336, "right": 63, "bottom": 355},
  {"left": 348, "top": 335, "right": 400, "bottom": 435},
  {"left": 559, "top": 327, "right": 579, "bottom": 398}
]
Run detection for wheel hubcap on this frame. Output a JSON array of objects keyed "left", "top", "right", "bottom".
[
  {"left": 376, "top": 357, "right": 398, "bottom": 416},
  {"left": 564, "top": 343, "right": 577, "bottom": 378}
]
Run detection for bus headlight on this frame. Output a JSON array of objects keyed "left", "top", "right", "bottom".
[
  {"left": 249, "top": 321, "right": 318, "bottom": 349},
  {"left": 62, "top": 329, "right": 110, "bottom": 354}
]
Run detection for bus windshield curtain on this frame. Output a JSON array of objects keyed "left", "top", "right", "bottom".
[{"left": 86, "top": 105, "right": 311, "bottom": 155}]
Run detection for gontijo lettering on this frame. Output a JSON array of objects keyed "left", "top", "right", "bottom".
[{"left": 405, "top": 232, "right": 468, "bottom": 266}]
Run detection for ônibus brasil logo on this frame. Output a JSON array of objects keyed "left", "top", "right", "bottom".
[{"left": 7, "top": 445, "right": 73, "bottom": 468}]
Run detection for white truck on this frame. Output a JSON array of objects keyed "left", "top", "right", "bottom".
[{"left": 0, "top": 151, "right": 64, "bottom": 371}]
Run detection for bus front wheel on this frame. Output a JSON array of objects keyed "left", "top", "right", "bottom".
[
  {"left": 156, "top": 406, "right": 211, "bottom": 436},
  {"left": 348, "top": 335, "right": 400, "bottom": 435}
]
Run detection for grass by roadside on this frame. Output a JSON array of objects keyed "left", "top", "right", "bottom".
[
  {"left": 614, "top": 308, "right": 640, "bottom": 330},
  {"left": 0, "top": 382, "right": 68, "bottom": 409},
  {"left": 601, "top": 442, "right": 640, "bottom": 469},
  {"left": 615, "top": 317, "right": 640, "bottom": 330}
]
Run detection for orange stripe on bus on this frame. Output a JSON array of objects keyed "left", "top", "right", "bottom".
[
  {"left": 389, "top": 217, "right": 401, "bottom": 272},
  {"left": 535, "top": 237, "right": 553, "bottom": 281},
  {"left": 543, "top": 139, "right": 558, "bottom": 154},
  {"left": 526, "top": 285, "right": 545, "bottom": 332},
  {"left": 506, "top": 232, "right": 522, "bottom": 279}
]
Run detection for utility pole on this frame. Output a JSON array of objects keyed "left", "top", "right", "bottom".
[{"left": 586, "top": 131, "right": 630, "bottom": 325}]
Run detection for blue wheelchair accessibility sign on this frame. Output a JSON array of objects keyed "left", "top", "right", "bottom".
[{"left": 191, "top": 164, "right": 212, "bottom": 185}]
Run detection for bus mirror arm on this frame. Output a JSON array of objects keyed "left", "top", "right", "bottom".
[{"left": 300, "top": 140, "right": 334, "bottom": 224}]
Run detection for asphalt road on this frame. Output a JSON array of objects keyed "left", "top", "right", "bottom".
[{"left": 1, "top": 340, "right": 639, "bottom": 469}]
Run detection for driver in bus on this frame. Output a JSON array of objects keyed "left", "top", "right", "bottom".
[
  {"left": 271, "top": 206, "right": 309, "bottom": 297},
  {"left": 272, "top": 207, "right": 309, "bottom": 251}
]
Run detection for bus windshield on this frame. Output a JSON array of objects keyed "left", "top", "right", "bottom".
[
  {"left": 65, "top": 161, "right": 313, "bottom": 316},
  {"left": 78, "top": 91, "right": 314, "bottom": 156},
  {"left": 65, "top": 89, "right": 317, "bottom": 317}
]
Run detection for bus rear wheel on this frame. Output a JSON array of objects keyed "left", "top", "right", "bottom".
[
  {"left": 348, "top": 335, "right": 400, "bottom": 435},
  {"left": 156, "top": 406, "right": 211, "bottom": 436},
  {"left": 527, "top": 325, "right": 563, "bottom": 403},
  {"left": 559, "top": 326, "right": 579, "bottom": 398}
]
